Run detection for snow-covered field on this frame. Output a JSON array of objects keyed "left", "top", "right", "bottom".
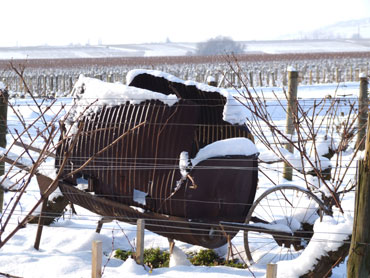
[
  {"left": 0, "top": 77, "right": 361, "bottom": 277},
  {"left": 1, "top": 39, "right": 370, "bottom": 60}
]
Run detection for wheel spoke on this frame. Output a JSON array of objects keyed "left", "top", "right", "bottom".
[{"left": 244, "top": 185, "right": 327, "bottom": 265}]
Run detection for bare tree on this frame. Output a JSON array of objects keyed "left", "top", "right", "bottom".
[{"left": 196, "top": 36, "right": 245, "bottom": 56}]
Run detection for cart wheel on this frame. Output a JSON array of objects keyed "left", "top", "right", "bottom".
[{"left": 244, "top": 185, "right": 329, "bottom": 265}]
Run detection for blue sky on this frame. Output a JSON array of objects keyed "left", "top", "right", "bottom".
[{"left": 2, "top": 0, "right": 369, "bottom": 46}]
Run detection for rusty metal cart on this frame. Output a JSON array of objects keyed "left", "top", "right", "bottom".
[{"left": 14, "top": 71, "right": 330, "bottom": 265}]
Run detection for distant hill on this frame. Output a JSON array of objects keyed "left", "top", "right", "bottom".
[{"left": 281, "top": 17, "right": 370, "bottom": 40}]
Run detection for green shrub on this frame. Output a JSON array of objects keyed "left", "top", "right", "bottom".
[
  {"left": 187, "top": 249, "right": 246, "bottom": 268},
  {"left": 114, "top": 247, "right": 246, "bottom": 269},
  {"left": 188, "top": 249, "right": 221, "bottom": 266},
  {"left": 114, "top": 249, "right": 134, "bottom": 261},
  {"left": 223, "top": 259, "right": 246, "bottom": 269},
  {"left": 114, "top": 248, "right": 169, "bottom": 268},
  {"left": 144, "top": 248, "right": 170, "bottom": 268}
]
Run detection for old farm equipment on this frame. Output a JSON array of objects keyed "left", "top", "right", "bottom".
[{"left": 3, "top": 70, "right": 330, "bottom": 265}]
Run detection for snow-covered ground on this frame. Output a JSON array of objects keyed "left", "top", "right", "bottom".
[
  {"left": 1, "top": 39, "right": 370, "bottom": 59},
  {"left": 0, "top": 78, "right": 360, "bottom": 277}
]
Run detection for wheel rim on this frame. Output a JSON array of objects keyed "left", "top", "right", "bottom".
[{"left": 244, "top": 185, "right": 327, "bottom": 265}]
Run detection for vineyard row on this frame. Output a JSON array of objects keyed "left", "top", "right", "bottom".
[{"left": 1, "top": 55, "right": 369, "bottom": 97}]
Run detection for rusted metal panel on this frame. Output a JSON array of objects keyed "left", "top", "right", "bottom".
[{"left": 59, "top": 182, "right": 236, "bottom": 248}]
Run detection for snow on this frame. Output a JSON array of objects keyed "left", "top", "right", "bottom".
[
  {"left": 0, "top": 146, "right": 33, "bottom": 168},
  {"left": 133, "top": 189, "right": 148, "bottom": 206},
  {"left": 127, "top": 69, "right": 249, "bottom": 125},
  {"left": 247, "top": 222, "right": 295, "bottom": 235},
  {"left": 73, "top": 74, "right": 178, "bottom": 107},
  {"left": 290, "top": 153, "right": 332, "bottom": 172},
  {"left": 1, "top": 39, "right": 370, "bottom": 59},
  {"left": 0, "top": 80, "right": 360, "bottom": 278},
  {"left": 277, "top": 215, "right": 353, "bottom": 278},
  {"left": 0, "top": 177, "right": 18, "bottom": 190},
  {"left": 169, "top": 246, "right": 192, "bottom": 267},
  {"left": 66, "top": 74, "right": 178, "bottom": 133},
  {"left": 126, "top": 69, "right": 227, "bottom": 95},
  {"left": 119, "top": 258, "right": 148, "bottom": 275},
  {"left": 179, "top": 151, "right": 190, "bottom": 178},
  {"left": 206, "top": 76, "right": 216, "bottom": 83},
  {"left": 359, "top": 72, "right": 368, "bottom": 78},
  {"left": 222, "top": 92, "right": 248, "bottom": 125},
  {"left": 191, "top": 138, "right": 258, "bottom": 167},
  {"left": 179, "top": 138, "right": 258, "bottom": 179}
]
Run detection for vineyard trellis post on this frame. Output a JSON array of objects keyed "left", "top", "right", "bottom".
[
  {"left": 249, "top": 71, "right": 253, "bottom": 87},
  {"left": 347, "top": 104, "right": 370, "bottom": 277},
  {"left": 0, "top": 86, "right": 8, "bottom": 213},
  {"left": 283, "top": 69, "right": 298, "bottom": 181},
  {"left": 356, "top": 74, "right": 369, "bottom": 150},
  {"left": 136, "top": 219, "right": 145, "bottom": 265},
  {"left": 92, "top": 240, "right": 102, "bottom": 278},
  {"left": 266, "top": 264, "right": 277, "bottom": 278}
]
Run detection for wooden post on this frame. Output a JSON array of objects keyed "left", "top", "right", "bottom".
[
  {"left": 92, "top": 240, "right": 102, "bottom": 278},
  {"left": 271, "top": 71, "right": 276, "bottom": 87},
  {"left": 355, "top": 69, "right": 360, "bottom": 82},
  {"left": 282, "top": 71, "right": 287, "bottom": 86},
  {"left": 0, "top": 87, "right": 8, "bottom": 213},
  {"left": 347, "top": 112, "right": 370, "bottom": 277},
  {"left": 49, "top": 75, "right": 54, "bottom": 96},
  {"left": 249, "top": 71, "right": 254, "bottom": 87},
  {"left": 168, "top": 238, "right": 175, "bottom": 255},
  {"left": 136, "top": 219, "right": 145, "bottom": 265},
  {"left": 207, "top": 76, "right": 217, "bottom": 87},
  {"left": 336, "top": 68, "right": 340, "bottom": 83},
  {"left": 356, "top": 74, "right": 369, "bottom": 150},
  {"left": 316, "top": 67, "right": 320, "bottom": 84},
  {"left": 19, "top": 76, "right": 23, "bottom": 93},
  {"left": 259, "top": 71, "right": 262, "bottom": 87},
  {"left": 283, "top": 69, "right": 298, "bottom": 181},
  {"left": 42, "top": 75, "right": 47, "bottom": 97},
  {"left": 69, "top": 76, "right": 73, "bottom": 92},
  {"left": 226, "top": 235, "right": 234, "bottom": 262},
  {"left": 62, "top": 74, "right": 66, "bottom": 93},
  {"left": 34, "top": 197, "right": 48, "bottom": 250},
  {"left": 266, "top": 264, "right": 277, "bottom": 278}
]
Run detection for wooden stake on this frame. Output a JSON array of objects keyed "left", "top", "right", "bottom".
[
  {"left": 356, "top": 74, "right": 369, "bottom": 150},
  {"left": 226, "top": 235, "right": 233, "bottom": 262},
  {"left": 259, "top": 71, "right": 262, "bottom": 87},
  {"left": 347, "top": 111, "right": 370, "bottom": 277},
  {"left": 283, "top": 69, "right": 298, "bottom": 181},
  {"left": 34, "top": 197, "right": 48, "bottom": 250},
  {"left": 266, "top": 264, "right": 277, "bottom": 278},
  {"left": 168, "top": 238, "right": 175, "bottom": 255},
  {"left": 0, "top": 88, "right": 8, "bottom": 213},
  {"left": 249, "top": 71, "right": 254, "bottom": 87},
  {"left": 136, "top": 219, "right": 145, "bottom": 265},
  {"left": 92, "top": 240, "right": 102, "bottom": 278}
]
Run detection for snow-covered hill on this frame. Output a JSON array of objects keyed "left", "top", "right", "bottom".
[{"left": 281, "top": 17, "right": 370, "bottom": 40}]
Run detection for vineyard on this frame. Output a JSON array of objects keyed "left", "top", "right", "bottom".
[
  {"left": 1, "top": 51, "right": 370, "bottom": 97},
  {"left": 0, "top": 51, "right": 369, "bottom": 277}
]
